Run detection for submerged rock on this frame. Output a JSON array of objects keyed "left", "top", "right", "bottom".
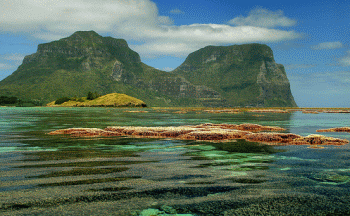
[
  {"left": 310, "top": 171, "right": 350, "bottom": 184},
  {"left": 48, "top": 128, "right": 106, "bottom": 137},
  {"left": 49, "top": 123, "right": 348, "bottom": 146}
]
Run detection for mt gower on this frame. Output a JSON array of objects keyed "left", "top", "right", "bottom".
[{"left": 0, "top": 31, "right": 297, "bottom": 107}]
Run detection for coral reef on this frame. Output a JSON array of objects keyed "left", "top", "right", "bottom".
[
  {"left": 244, "top": 132, "right": 302, "bottom": 143},
  {"left": 290, "top": 134, "right": 348, "bottom": 145},
  {"left": 49, "top": 123, "right": 348, "bottom": 146},
  {"left": 123, "top": 110, "right": 149, "bottom": 113},
  {"left": 203, "top": 109, "right": 240, "bottom": 114},
  {"left": 320, "top": 110, "right": 350, "bottom": 113},
  {"left": 302, "top": 110, "right": 319, "bottom": 114},
  {"left": 49, "top": 128, "right": 106, "bottom": 137},
  {"left": 316, "top": 127, "right": 350, "bottom": 133},
  {"left": 247, "top": 109, "right": 289, "bottom": 113}
]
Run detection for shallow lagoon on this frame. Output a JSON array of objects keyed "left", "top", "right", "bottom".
[{"left": 1, "top": 107, "right": 350, "bottom": 215}]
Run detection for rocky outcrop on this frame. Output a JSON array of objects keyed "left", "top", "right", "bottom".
[{"left": 49, "top": 123, "right": 348, "bottom": 146}]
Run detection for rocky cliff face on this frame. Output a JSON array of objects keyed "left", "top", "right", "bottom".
[
  {"left": 174, "top": 44, "right": 297, "bottom": 107},
  {"left": 112, "top": 63, "right": 223, "bottom": 105},
  {"left": 22, "top": 31, "right": 140, "bottom": 71},
  {"left": 0, "top": 31, "right": 297, "bottom": 107},
  {"left": 256, "top": 61, "right": 297, "bottom": 107}
]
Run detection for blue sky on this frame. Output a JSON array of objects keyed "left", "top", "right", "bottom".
[{"left": 1, "top": 0, "right": 350, "bottom": 107}]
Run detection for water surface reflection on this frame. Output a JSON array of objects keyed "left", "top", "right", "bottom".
[{"left": 1, "top": 108, "right": 350, "bottom": 215}]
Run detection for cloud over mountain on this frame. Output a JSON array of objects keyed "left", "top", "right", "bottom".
[
  {"left": 228, "top": 7, "right": 296, "bottom": 28},
  {"left": 311, "top": 42, "right": 343, "bottom": 50},
  {"left": 1, "top": 0, "right": 300, "bottom": 58},
  {"left": 339, "top": 51, "right": 350, "bottom": 66}
]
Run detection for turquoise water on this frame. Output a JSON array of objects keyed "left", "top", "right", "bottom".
[{"left": 1, "top": 107, "right": 350, "bottom": 215}]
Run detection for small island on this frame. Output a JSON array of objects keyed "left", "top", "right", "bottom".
[{"left": 47, "top": 92, "right": 147, "bottom": 107}]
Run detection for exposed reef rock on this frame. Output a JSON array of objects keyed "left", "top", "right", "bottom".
[
  {"left": 290, "top": 134, "right": 348, "bottom": 145},
  {"left": 302, "top": 110, "right": 320, "bottom": 114},
  {"left": 247, "top": 109, "right": 289, "bottom": 113},
  {"left": 244, "top": 132, "right": 302, "bottom": 143},
  {"left": 245, "top": 133, "right": 348, "bottom": 145},
  {"left": 321, "top": 110, "right": 350, "bottom": 113},
  {"left": 49, "top": 123, "right": 348, "bottom": 146},
  {"left": 204, "top": 109, "right": 240, "bottom": 114},
  {"left": 316, "top": 127, "right": 350, "bottom": 133}
]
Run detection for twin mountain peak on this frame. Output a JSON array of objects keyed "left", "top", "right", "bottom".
[{"left": 0, "top": 30, "right": 297, "bottom": 107}]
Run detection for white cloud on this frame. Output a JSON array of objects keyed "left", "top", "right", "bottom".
[
  {"left": 0, "top": 53, "right": 26, "bottom": 73},
  {"left": 162, "top": 67, "right": 174, "bottom": 71},
  {"left": 2, "top": 53, "right": 26, "bottom": 62},
  {"left": 228, "top": 7, "right": 296, "bottom": 28},
  {"left": 157, "top": 16, "right": 174, "bottom": 26},
  {"left": 131, "top": 24, "right": 300, "bottom": 58},
  {"left": 0, "top": 0, "right": 160, "bottom": 35},
  {"left": 0, "top": 63, "right": 14, "bottom": 70},
  {"left": 311, "top": 41, "right": 343, "bottom": 50},
  {"left": 339, "top": 50, "right": 350, "bottom": 66},
  {"left": 170, "top": 9, "right": 184, "bottom": 14},
  {"left": 0, "top": 1, "right": 301, "bottom": 59}
]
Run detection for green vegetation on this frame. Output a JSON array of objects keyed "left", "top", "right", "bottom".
[
  {"left": 54, "top": 92, "right": 100, "bottom": 105},
  {"left": 87, "top": 91, "right": 100, "bottom": 100},
  {"left": 0, "top": 95, "right": 42, "bottom": 107},
  {"left": 0, "top": 31, "right": 297, "bottom": 107},
  {"left": 0, "top": 95, "right": 18, "bottom": 105},
  {"left": 54, "top": 97, "right": 71, "bottom": 105},
  {"left": 48, "top": 93, "right": 147, "bottom": 107},
  {"left": 174, "top": 44, "right": 297, "bottom": 107}
]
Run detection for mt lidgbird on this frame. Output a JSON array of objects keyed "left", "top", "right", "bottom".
[{"left": 0, "top": 31, "right": 297, "bottom": 107}]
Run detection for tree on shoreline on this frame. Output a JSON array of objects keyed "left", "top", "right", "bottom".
[
  {"left": 87, "top": 91, "right": 100, "bottom": 100},
  {"left": 0, "top": 96, "right": 18, "bottom": 105}
]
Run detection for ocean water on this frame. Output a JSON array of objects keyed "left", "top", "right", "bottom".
[{"left": 0, "top": 107, "right": 350, "bottom": 215}]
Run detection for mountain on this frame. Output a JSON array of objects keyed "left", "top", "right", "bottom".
[
  {"left": 173, "top": 44, "right": 297, "bottom": 107},
  {"left": 0, "top": 31, "right": 297, "bottom": 107}
]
